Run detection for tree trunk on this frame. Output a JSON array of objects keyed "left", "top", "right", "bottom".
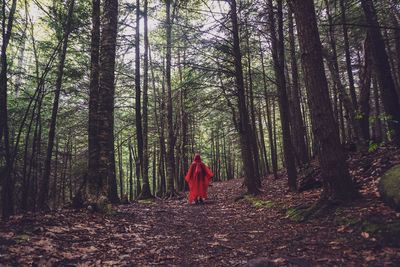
[
  {"left": 230, "top": 0, "right": 259, "bottom": 194},
  {"left": 358, "top": 35, "right": 372, "bottom": 142},
  {"left": 287, "top": 3, "right": 309, "bottom": 165},
  {"left": 165, "top": 0, "right": 176, "bottom": 197},
  {"left": 97, "top": 0, "right": 119, "bottom": 203},
  {"left": 129, "top": 139, "right": 134, "bottom": 200},
  {"left": 245, "top": 19, "right": 261, "bottom": 184},
  {"left": 372, "top": 77, "right": 383, "bottom": 143},
  {"left": 260, "top": 40, "right": 278, "bottom": 178},
  {"left": 361, "top": 0, "right": 400, "bottom": 145},
  {"left": 117, "top": 136, "right": 124, "bottom": 198},
  {"left": 339, "top": 0, "right": 358, "bottom": 110},
  {"left": 269, "top": 0, "right": 297, "bottom": 191},
  {"left": 139, "top": 0, "right": 153, "bottom": 199},
  {"left": 88, "top": 0, "right": 101, "bottom": 198},
  {"left": 291, "top": 0, "right": 358, "bottom": 202},
  {"left": 135, "top": 0, "right": 144, "bottom": 192},
  {"left": 0, "top": 0, "right": 17, "bottom": 219},
  {"left": 324, "top": 0, "right": 366, "bottom": 150},
  {"left": 38, "top": 0, "right": 75, "bottom": 210}
]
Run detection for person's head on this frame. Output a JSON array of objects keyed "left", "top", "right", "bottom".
[{"left": 194, "top": 154, "right": 201, "bottom": 162}]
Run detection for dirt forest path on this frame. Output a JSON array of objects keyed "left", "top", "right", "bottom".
[{"left": 1, "top": 170, "right": 400, "bottom": 266}]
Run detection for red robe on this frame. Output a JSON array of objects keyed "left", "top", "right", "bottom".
[{"left": 185, "top": 155, "right": 214, "bottom": 203}]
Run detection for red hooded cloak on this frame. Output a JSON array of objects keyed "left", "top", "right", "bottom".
[{"left": 185, "top": 154, "right": 214, "bottom": 203}]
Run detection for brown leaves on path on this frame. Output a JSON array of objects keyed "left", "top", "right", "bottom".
[{"left": 1, "top": 146, "right": 400, "bottom": 266}]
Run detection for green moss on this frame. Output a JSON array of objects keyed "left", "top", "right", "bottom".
[
  {"left": 379, "top": 165, "right": 400, "bottom": 210},
  {"left": 15, "top": 234, "right": 30, "bottom": 244},
  {"left": 138, "top": 199, "right": 156, "bottom": 205},
  {"left": 285, "top": 206, "right": 309, "bottom": 222},
  {"left": 243, "top": 195, "right": 275, "bottom": 209}
]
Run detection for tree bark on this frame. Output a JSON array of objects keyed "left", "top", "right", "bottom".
[
  {"left": 38, "top": 0, "right": 75, "bottom": 210},
  {"left": 291, "top": 0, "right": 358, "bottom": 202},
  {"left": 166, "top": 0, "right": 176, "bottom": 196},
  {"left": 135, "top": 0, "right": 144, "bottom": 192},
  {"left": 361, "top": 0, "right": 400, "bottom": 145},
  {"left": 287, "top": 3, "right": 309, "bottom": 165},
  {"left": 260, "top": 39, "right": 278, "bottom": 178},
  {"left": 0, "top": 0, "right": 17, "bottom": 219},
  {"left": 269, "top": 0, "right": 297, "bottom": 191},
  {"left": 139, "top": 0, "right": 153, "bottom": 199},
  {"left": 97, "top": 0, "right": 119, "bottom": 203},
  {"left": 358, "top": 35, "right": 372, "bottom": 142},
  {"left": 339, "top": 0, "right": 358, "bottom": 110},
  {"left": 88, "top": 0, "right": 101, "bottom": 198},
  {"left": 230, "top": 0, "right": 259, "bottom": 194}
]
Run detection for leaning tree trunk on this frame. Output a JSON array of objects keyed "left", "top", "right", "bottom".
[
  {"left": 287, "top": 3, "right": 309, "bottom": 165},
  {"left": 361, "top": 0, "right": 400, "bottom": 146},
  {"left": 230, "top": 0, "right": 259, "bottom": 194},
  {"left": 324, "top": 0, "right": 366, "bottom": 150},
  {"left": 290, "top": 0, "right": 358, "bottom": 202},
  {"left": 97, "top": 0, "right": 119, "bottom": 203},
  {"left": 38, "top": 0, "right": 75, "bottom": 210}
]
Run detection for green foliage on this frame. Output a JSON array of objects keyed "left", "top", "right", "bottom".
[
  {"left": 15, "top": 234, "right": 31, "bottom": 244},
  {"left": 138, "top": 199, "right": 156, "bottom": 205},
  {"left": 243, "top": 195, "right": 275, "bottom": 209},
  {"left": 368, "top": 142, "right": 380, "bottom": 153},
  {"left": 285, "top": 206, "right": 307, "bottom": 222}
]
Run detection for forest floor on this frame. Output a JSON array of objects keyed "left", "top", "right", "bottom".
[{"left": 1, "top": 146, "right": 400, "bottom": 266}]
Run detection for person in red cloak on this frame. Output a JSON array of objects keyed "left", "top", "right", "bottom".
[{"left": 185, "top": 154, "right": 214, "bottom": 204}]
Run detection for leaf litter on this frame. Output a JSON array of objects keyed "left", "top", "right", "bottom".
[{"left": 0, "top": 146, "right": 400, "bottom": 266}]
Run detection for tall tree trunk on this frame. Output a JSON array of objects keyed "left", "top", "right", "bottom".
[
  {"left": 260, "top": 40, "right": 278, "bottom": 178},
  {"left": 88, "top": 0, "right": 101, "bottom": 198},
  {"left": 128, "top": 139, "right": 134, "bottom": 200},
  {"left": 139, "top": 0, "right": 153, "bottom": 199},
  {"left": 245, "top": 19, "right": 261, "bottom": 184},
  {"left": 257, "top": 107, "right": 270, "bottom": 175},
  {"left": 372, "top": 77, "right": 383, "bottom": 143},
  {"left": 97, "top": 0, "right": 119, "bottom": 203},
  {"left": 135, "top": 0, "right": 144, "bottom": 191},
  {"left": 38, "top": 0, "right": 75, "bottom": 210},
  {"left": 339, "top": 0, "right": 358, "bottom": 110},
  {"left": 117, "top": 136, "right": 124, "bottom": 198},
  {"left": 287, "top": 3, "right": 309, "bottom": 165},
  {"left": 165, "top": 0, "right": 176, "bottom": 196},
  {"left": 324, "top": 0, "right": 366, "bottom": 150},
  {"left": 230, "top": 0, "right": 259, "bottom": 194},
  {"left": 361, "top": 0, "right": 400, "bottom": 145},
  {"left": 0, "top": 0, "right": 17, "bottom": 219},
  {"left": 358, "top": 35, "right": 372, "bottom": 142},
  {"left": 291, "top": 0, "right": 358, "bottom": 202},
  {"left": 52, "top": 138, "right": 59, "bottom": 208},
  {"left": 269, "top": 0, "right": 297, "bottom": 191}
]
